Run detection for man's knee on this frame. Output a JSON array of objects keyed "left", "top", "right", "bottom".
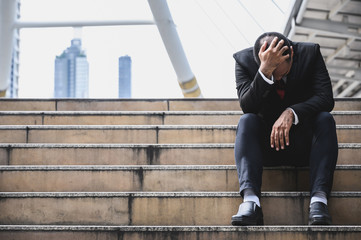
[
  {"left": 314, "top": 112, "right": 336, "bottom": 129},
  {"left": 236, "top": 113, "right": 264, "bottom": 137},
  {"left": 238, "top": 113, "right": 261, "bottom": 127}
]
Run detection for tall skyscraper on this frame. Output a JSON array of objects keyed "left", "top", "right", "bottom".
[
  {"left": 7, "top": 0, "right": 21, "bottom": 98},
  {"left": 54, "top": 39, "right": 89, "bottom": 98},
  {"left": 118, "top": 55, "right": 131, "bottom": 98}
]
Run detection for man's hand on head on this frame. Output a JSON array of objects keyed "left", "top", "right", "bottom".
[
  {"left": 258, "top": 37, "right": 290, "bottom": 79},
  {"left": 270, "top": 108, "right": 294, "bottom": 151}
]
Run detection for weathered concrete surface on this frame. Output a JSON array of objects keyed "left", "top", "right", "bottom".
[
  {"left": 0, "top": 98, "right": 360, "bottom": 111},
  {"left": 0, "top": 165, "right": 360, "bottom": 192},
  {"left": 0, "top": 111, "right": 360, "bottom": 125},
  {"left": 0, "top": 125, "right": 359, "bottom": 143},
  {"left": 1, "top": 226, "right": 361, "bottom": 240},
  {"left": 0, "top": 192, "right": 360, "bottom": 226},
  {"left": 0, "top": 143, "right": 359, "bottom": 166}
]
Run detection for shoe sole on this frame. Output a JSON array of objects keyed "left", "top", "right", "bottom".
[
  {"left": 308, "top": 217, "right": 332, "bottom": 225},
  {"left": 231, "top": 216, "right": 264, "bottom": 226}
]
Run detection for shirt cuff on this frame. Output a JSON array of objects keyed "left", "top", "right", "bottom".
[
  {"left": 287, "top": 108, "right": 299, "bottom": 125},
  {"left": 258, "top": 69, "right": 274, "bottom": 84}
]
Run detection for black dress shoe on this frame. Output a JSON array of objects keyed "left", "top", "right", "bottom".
[
  {"left": 231, "top": 201, "right": 264, "bottom": 226},
  {"left": 308, "top": 202, "right": 332, "bottom": 225}
]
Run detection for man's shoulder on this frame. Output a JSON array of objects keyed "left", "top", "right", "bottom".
[
  {"left": 293, "top": 42, "right": 319, "bottom": 54},
  {"left": 292, "top": 42, "right": 321, "bottom": 64},
  {"left": 233, "top": 47, "right": 254, "bottom": 63}
]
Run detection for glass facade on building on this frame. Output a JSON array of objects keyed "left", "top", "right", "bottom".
[
  {"left": 7, "top": 0, "right": 21, "bottom": 98},
  {"left": 118, "top": 55, "right": 131, "bottom": 98},
  {"left": 54, "top": 39, "right": 89, "bottom": 98}
]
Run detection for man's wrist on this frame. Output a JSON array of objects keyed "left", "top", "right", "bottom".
[
  {"left": 258, "top": 69, "right": 274, "bottom": 84},
  {"left": 259, "top": 64, "right": 274, "bottom": 79},
  {"left": 287, "top": 108, "right": 294, "bottom": 121},
  {"left": 287, "top": 107, "right": 299, "bottom": 125}
]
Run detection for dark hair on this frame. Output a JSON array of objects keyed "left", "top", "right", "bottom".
[{"left": 253, "top": 32, "right": 291, "bottom": 65}]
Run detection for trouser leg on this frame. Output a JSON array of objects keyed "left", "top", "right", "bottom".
[
  {"left": 234, "top": 112, "right": 338, "bottom": 199},
  {"left": 234, "top": 113, "right": 265, "bottom": 198},
  {"left": 309, "top": 112, "right": 338, "bottom": 198}
]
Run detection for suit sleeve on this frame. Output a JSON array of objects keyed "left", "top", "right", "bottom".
[
  {"left": 235, "top": 58, "right": 274, "bottom": 113},
  {"left": 290, "top": 44, "right": 334, "bottom": 122}
]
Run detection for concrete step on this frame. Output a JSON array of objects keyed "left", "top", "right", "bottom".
[
  {"left": 1, "top": 143, "right": 359, "bottom": 166},
  {"left": 1, "top": 225, "right": 361, "bottom": 240},
  {"left": 0, "top": 125, "right": 360, "bottom": 144},
  {"left": 0, "top": 111, "right": 360, "bottom": 125},
  {"left": 0, "top": 98, "right": 360, "bottom": 111},
  {"left": 0, "top": 192, "right": 360, "bottom": 225},
  {"left": 0, "top": 165, "right": 360, "bottom": 192}
]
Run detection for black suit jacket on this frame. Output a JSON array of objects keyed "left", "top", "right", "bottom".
[{"left": 233, "top": 42, "right": 334, "bottom": 125}]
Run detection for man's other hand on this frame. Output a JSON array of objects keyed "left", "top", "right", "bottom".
[
  {"left": 259, "top": 37, "right": 290, "bottom": 79},
  {"left": 270, "top": 108, "right": 294, "bottom": 151}
]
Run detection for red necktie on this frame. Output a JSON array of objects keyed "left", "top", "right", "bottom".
[{"left": 275, "top": 79, "right": 285, "bottom": 100}]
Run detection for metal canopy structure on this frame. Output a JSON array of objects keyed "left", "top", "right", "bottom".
[{"left": 285, "top": 0, "right": 361, "bottom": 97}]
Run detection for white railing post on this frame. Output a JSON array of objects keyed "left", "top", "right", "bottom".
[{"left": 148, "top": 0, "right": 202, "bottom": 97}]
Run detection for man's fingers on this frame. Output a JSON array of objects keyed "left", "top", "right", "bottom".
[
  {"left": 284, "top": 129, "right": 290, "bottom": 146},
  {"left": 272, "top": 127, "right": 290, "bottom": 151},
  {"left": 269, "top": 37, "right": 278, "bottom": 48},
  {"left": 270, "top": 131, "right": 275, "bottom": 148},
  {"left": 280, "top": 45, "right": 289, "bottom": 54},
  {"left": 260, "top": 41, "right": 267, "bottom": 53},
  {"left": 275, "top": 39, "right": 284, "bottom": 50},
  {"left": 281, "top": 54, "right": 290, "bottom": 61},
  {"left": 271, "top": 109, "right": 293, "bottom": 151},
  {"left": 274, "top": 131, "right": 280, "bottom": 151},
  {"left": 279, "top": 131, "right": 285, "bottom": 150}
]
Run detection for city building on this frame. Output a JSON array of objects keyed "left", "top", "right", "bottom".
[
  {"left": 118, "top": 55, "right": 131, "bottom": 98},
  {"left": 54, "top": 38, "right": 89, "bottom": 98},
  {"left": 6, "top": 0, "right": 20, "bottom": 98}
]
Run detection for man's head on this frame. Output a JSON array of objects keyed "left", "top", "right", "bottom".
[
  {"left": 253, "top": 32, "right": 292, "bottom": 65},
  {"left": 253, "top": 32, "right": 293, "bottom": 80}
]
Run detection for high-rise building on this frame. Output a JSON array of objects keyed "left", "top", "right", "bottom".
[
  {"left": 7, "top": 0, "right": 21, "bottom": 98},
  {"left": 118, "top": 55, "right": 131, "bottom": 98},
  {"left": 54, "top": 39, "right": 89, "bottom": 98}
]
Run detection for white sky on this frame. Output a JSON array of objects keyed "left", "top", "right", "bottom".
[{"left": 18, "top": 0, "right": 294, "bottom": 98}]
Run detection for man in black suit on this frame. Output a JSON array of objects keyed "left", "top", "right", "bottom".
[{"left": 231, "top": 32, "right": 338, "bottom": 226}]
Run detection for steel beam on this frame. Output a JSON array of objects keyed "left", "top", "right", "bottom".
[
  {"left": 14, "top": 20, "right": 155, "bottom": 28},
  {"left": 326, "top": 38, "right": 355, "bottom": 63},
  {"left": 332, "top": 79, "right": 347, "bottom": 95},
  {"left": 355, "top": 89, "right": 361, "bottom": 97},
  {"left": 287, "top": 18, "right": 296, "bottom": 39},
  {"left": 307, "top": 32, "right": 317, "bottom": 42},
  {"left": 296, "top": 17, "right": 361, "bottom": 40},
  {"left": 328, "top": 65, "right": 361, "bottom": 76},
  {"left": 282, "top": 0, "right": 303, "bottom": 37},
  {"left": 337, "top": 81, "right": 360, "bottom": 97},
  {"left": 295, "top": 0, "right": 309, "bottom": 24},
  {"left": 330, "top": 74, "right": 361, "bottom": 82},
  {"left": 328, "top": 0, "right": 351, "bottom": 20}
]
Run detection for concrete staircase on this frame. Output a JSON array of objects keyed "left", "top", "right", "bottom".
[{"left": 0, "top": 98, "right": 360, "bottom": 239}]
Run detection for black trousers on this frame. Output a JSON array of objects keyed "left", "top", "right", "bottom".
[{"left": 234, "top": 112, "right": 338, "bottom": 199}]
